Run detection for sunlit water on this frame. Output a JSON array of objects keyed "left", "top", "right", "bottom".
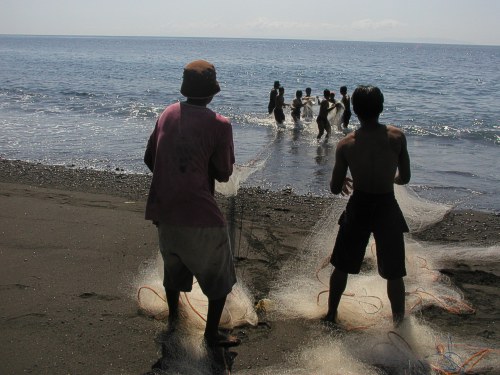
[{"left": 0, "top": 35, "right": 498, "bottom": 213}]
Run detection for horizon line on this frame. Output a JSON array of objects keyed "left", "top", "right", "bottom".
[{"left": 1, "top": 33, "right": 498, "bottom": 48}]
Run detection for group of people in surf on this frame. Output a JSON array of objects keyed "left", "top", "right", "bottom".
[{"left": 267, "top": 80, "right": 353, "bottom": 140}]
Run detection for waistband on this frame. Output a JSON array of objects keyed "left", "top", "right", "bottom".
[{"left": 351, "top": 190, "right": 396, "bottom": 202}]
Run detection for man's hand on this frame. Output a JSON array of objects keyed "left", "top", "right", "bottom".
[{"left": 341, "top": 177, "right": 353, "bottom": 196}]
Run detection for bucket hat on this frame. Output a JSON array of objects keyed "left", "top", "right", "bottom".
[{"left": 180, "top": 60, "right": 221, "bottom": 99}]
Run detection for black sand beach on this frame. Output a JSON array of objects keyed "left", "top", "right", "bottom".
[{"left": 0, "top": 159, "right": 498, "bottom": 374}]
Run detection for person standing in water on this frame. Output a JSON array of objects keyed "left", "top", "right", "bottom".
[
  {"left": 323, "top": 85, "right": 411, "bottom": 327},
  {"left": 268, "top": 80, "right": 280, "bottom": 114},
  {"left": 291, "top": 90, "right": 304, "bottom": 124},
  {"left": 329, "top": 91, "right": 344, "bottom": 132},
  {"left": 316, "top": 89, "right": 335, "bottom": 140},
  {"left": 302, "top": 87, "right": 316, "bottom": 121},
  {"left": 144, "top": 60, "right": 240, "bottom": 349},
  {"left": 340, "top": 86, "right": 352, "bottom": 129},
  {"left": 274, "top": 86, "right": 287, "bottom": 126}
]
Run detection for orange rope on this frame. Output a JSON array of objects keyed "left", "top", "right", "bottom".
[
  {"left": 137, "top": 285, "right": 166, "bottom": 303},
  {"left": 407, "top": 288, "right": 475, "bottom": 315},
  {"left": 137, "top": 285, "right": 169, "bottom": 319},
  {"left": 355, "top": 295, "right": 383, "bottom": 314},
  {"left": 415, "top": 255, "right": 433, "bottom": 270},
  {"left": 460, "top": 349, "right": 491, "bottom": 372},
  {"left": 430, "top": 337, "right": 497, "bottom": 375},
  {"left": 431, "top": 349, "right": 493, "bottom": 374},
  {"left": 316, "top": 289, "right": 355, "bottom": 305},
  {"left": 183, "top": 292, "right": 207, "bottom": 322},
  {"left": 315, "top": 255, "right": 331, "bottom": 287},
  {"left": 316, "top": 289, "right": 329, "bottom": 305},
  {"left": 430, "top": 364, "right": 453, "bottom": 375},
  {"left": 138, "top": 284, "right": 241, "bottom": 327}
]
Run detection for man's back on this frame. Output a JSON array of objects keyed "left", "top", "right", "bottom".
[
  {"left": 318, "top": 98, "right": 330, "bottom": 118},
  {"left": 145, "top": 102, "right": 234, "bottom": 226},
  {"left": 327, "top": 85, "right": 410, "bottom": 328},
  {"left": 331, "top": 123, "right": 410, "bottom": 194}
]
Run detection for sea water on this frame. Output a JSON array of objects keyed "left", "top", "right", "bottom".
[{"left": 0, "top": 35, "right": 498, "bottom": 212}]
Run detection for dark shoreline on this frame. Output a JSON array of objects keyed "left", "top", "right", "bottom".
[{"left": 1, "top": 158, "right": 498, "bottom": 247}]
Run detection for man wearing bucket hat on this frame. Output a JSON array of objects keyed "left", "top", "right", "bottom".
[{"left": 144, "top": 60, "right": 239, "bottom": 350}]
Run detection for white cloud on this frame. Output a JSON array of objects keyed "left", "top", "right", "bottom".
[
  {"left": 245, "top": 17, "right": 341, "bottom": 33},
  {"left": 156, "top": 17, "right": 344, "bottom": 39},
  {"left": 351, "top": 18, "right": 406, "bottom": 30}
]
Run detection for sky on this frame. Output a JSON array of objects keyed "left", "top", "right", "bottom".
[{"left": 1, "top": 0, "right": 499, "bottom": 45}]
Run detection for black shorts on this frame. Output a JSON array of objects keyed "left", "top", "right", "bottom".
[
  {"left": 316, "top": 116, "right": 331, "bottom": 134},
  {"left": 330, "top": 190, "right": 409, "bottom": 279},
  {"left": 274, "top": 108, "right": 285, "bottom": 123}
]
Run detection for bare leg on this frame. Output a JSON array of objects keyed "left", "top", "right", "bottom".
[
  {"left": 325, "top": 123, "right": 332, "bottom": 139},
  {"left": 165, "top": 289, "right": 180, "bottom": 329},
  {"left": 204, "top": 296, "right": 227, "bottom": 341},
  {"left": 387, "top": 278, "right": 405, "bottom": 326},
  {"left": 317, "top": 129, "right": 323, "bottom": 140},
  {"left": 324, "top": 268, "right": 348, "bottom": 322}
]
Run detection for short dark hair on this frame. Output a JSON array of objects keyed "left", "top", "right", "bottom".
[
  {"left": 323, "top": 89, "right": 330, "bottom": 97},
  {"left": 296, "top": 90, "right": 303, "bottom": 97},
  {"left": 340, "top": 86, "right": 347, "bottom": 94},
  {"left": 352, "top": 85, "right": 384, "bottom": 119}
]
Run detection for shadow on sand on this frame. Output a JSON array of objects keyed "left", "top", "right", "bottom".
[{"left": 143, "top": 328, "right": 238, "bottom": 375}]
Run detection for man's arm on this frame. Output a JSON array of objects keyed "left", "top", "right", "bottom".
[
  {"left": 144, "top": 122, "right": 158, "bottom": 172},
  {"left": 209, "top": 124, "right": 235, "bottom": 183},
  {"left": 330, "top": 140, "right": 349, "bottom": 195},
  {"left": 394, "top": 133, "right": 411, "bottom": 185},
  {"left": 327, "top": 102, "right": 340, "bottom": 112}
]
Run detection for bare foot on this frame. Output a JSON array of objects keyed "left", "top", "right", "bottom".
[{"left": 204, "top": 331, "right": 241, "bottom": 348}]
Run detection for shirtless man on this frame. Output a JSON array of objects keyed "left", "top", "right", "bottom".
[
  {"left": 268, "top": 81, "right": 280, "bottom": 114},
  {"left": 324, "top": 85, "right": 411, "bottom": 327},
  {"left": 339, "top": 86, "right": 352, "bottom": 129},
  {"left": 316, "top": 89, "right": 335, "bottom": 139},
  {"left": 291, "top": 90, "right": 304, "bottom": 123},
  {"left": 273, "top": 86, "right": 287, "bottom": 126}
]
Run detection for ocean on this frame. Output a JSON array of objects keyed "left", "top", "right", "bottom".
[{"left": 0, "top": 35, "right": 498, "bottom": 212}]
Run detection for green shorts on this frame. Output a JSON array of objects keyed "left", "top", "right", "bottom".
[{"left": 157, "top": 224, "right": 236, "bottom": 300}]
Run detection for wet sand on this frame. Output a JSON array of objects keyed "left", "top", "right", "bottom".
[{"left": 0, "top": 159, "right": 499, "bottom": 374}]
